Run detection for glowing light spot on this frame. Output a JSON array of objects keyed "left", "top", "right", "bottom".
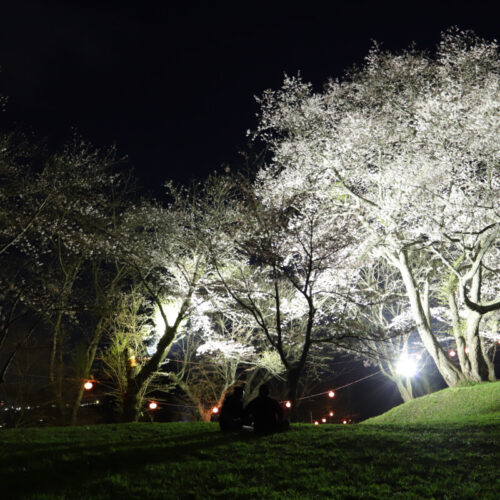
[
  {"left": 328, "top": 390, "right": 335, "bottom": 398},
  {"left": 329, "top": 411, "right": 334, "bottom": 417},
  {"left": 464, "top": 347, "right": 470, "bottom": 354},
  {"left": 342, "top": 420, "right": 347, "bottom": 424},
  {"left": 396, "top": 355, "right": 417, "bottom": 377},
  {"left": 212, "top": 407, "right": 219, "bottom": 414},
  {"left": 449, "top": 350, "right": 456, "bottom": 358},
  {"left": 154, "top": 300, "right": 186, "bottom": 334},
  {"left": 285, "top": 401, "right": 292, "bottom": 409},
  {"left": 148, "top": 401, "right": 158, "bottom": 410},
  {"left": 314, "top": 420, "right": 319, "bottom": 425},
  {"left": 83, "top": 381, "right": 94, "bottom": 391},
  {"left": 321, "top": 418, "right": 327, "bottom": 423}
]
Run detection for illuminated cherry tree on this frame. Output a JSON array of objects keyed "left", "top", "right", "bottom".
[
  {"left": 254, "top": 29, "right": 500, "bottom": 386},
  {"left": 166, "top": 313, "right": 283, "bottom": 421},
  {"left": 117, "top": 180, "right": 242, "bottom": 422},
  {"left": 208, "top": 175, "right": 360, "bottom": 411}
]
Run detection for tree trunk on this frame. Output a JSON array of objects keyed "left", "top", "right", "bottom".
[
  {"left": 464, "top": 310, "right": 490, "bottom": 382},
  {"left": 123, "top": 379, "right": 143, "bottom": 422},
  {"left": 49, "top": 311, "right": 67, "bottom": 424},
  {"left": 395, "top": 378, "right": 413, "bottom": 402},
  {"left": 396, "top": 250, "right": 465, "bottom": 387},
  {"left": 448, "top": 291, "right": 472, "bottom": 377},
  {"left": 122, "top": 318, "right": 179, "bottom": 422},
  {"left": 70, "top": 319, "right": 106, "bottom": 425},
  {"left": 463, "top": 269, "right": 492, "bottom": 382},
  {"left": 286, "top": 366, "right": 302, "bottom": 422}
]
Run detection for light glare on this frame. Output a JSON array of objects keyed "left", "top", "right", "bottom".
[{"left": 396, "top": 355, "right": 417, "bottom": 377}]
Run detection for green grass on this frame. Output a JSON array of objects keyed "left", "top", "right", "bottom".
[
  {"left": 1, "top": 382, "right": 499, "bottom": 499},
  {"left": 362, "top": 380, "right": 500, "bottom": 425}
]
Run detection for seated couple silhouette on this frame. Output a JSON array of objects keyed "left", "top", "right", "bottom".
[{"left": 219, "top": 384, "right": 290, "bottom": 433}]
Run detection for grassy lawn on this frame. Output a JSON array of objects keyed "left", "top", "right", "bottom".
[{"left": 1, "top": 383, "right": 499, "bottom": 499}]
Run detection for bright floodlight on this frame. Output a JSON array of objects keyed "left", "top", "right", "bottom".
[{"left": 396, "top": 355, "right": 418, "bottom": 378}]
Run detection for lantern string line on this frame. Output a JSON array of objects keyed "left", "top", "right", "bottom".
[
  {"left": 296, "top": 370, "right": 382, "bottom": 402},
  {"left": 3, "top": 366, "right": 383, "bottom": 410}
]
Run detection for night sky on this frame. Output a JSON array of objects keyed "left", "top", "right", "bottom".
[{"left": 1, "top": 1, "right": 500, "bottom": 190}]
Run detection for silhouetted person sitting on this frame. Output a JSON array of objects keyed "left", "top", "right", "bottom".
[
  {"left": 219, "top": 386, "right": 245, "bottom": 431},
  {"left": 244, "top": 384, "right": 289, "bottom": 433}
]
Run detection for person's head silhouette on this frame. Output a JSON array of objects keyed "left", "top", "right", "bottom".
[
  {"left": 259, "top": 384, "right": 270, "bottom": 397},
  {"left": 233, "top": 386, "right": 244, "bottom": 399}
]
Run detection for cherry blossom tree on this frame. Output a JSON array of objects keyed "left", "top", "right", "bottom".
[
  {"left": 253, "top": 29, "right": 500, "bottom": 387},
  {"left": 208, "top": 174, "right": 360, "bottom": 413},
  {"left": 117, "top": 180, "right": 238, "bottom": 422},
  {"left": 166, "top": 313, "right": 283, "bottom": 421},
  {"left": 0, "top": 136, "right": 136, "bottom": 424}
]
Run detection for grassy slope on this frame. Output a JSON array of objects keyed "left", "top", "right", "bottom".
[
  {"left": 0, "top": 383, "right": 499, "bottom": 499},
  {"left": 362, "top": 381, "right": 500, "bottom": 425}
]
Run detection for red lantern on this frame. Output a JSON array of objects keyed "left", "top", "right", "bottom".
[{"left": 83, "top": 381, "right": 94, "bottom": 391}]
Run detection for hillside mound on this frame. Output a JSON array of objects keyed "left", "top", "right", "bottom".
[{"left": 362, "top": 381, "right": 500, "bottom": 425}]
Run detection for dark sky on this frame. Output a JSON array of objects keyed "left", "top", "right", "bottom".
[{"left": 1, "top": 1, "right": 500, "bottom": 189}]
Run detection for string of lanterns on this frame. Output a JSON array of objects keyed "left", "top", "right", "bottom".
[
  {"left": 80, "top": 369, "right": 383, "bottom": 423},
  {"left": 69, "top": 339, "right": 499, "bottom": 423}
]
